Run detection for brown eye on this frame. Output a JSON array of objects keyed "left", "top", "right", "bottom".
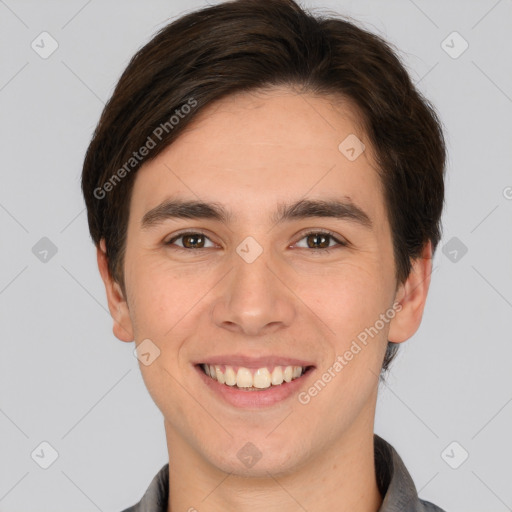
[
  {"left": 306, "top": 233, "right": 331, "bottom": 249},
  {"left": 166, "top": 232, "right": 214, "bottom": 250},
  {"left": 295, "top": 231, "right": 346, "bottom": 250},
  {"left": 182, "top": 234, "right": 205, "bottom": 248}
]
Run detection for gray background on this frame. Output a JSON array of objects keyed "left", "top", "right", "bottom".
[{"left": 1, "top": 0, "right": 511, "bottom": 510}]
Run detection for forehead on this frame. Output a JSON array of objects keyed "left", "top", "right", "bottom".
[
  {"left": 171, "top": 87, "right": 370, "bottom": 165},
  {"left": 130, "top": 87, "right": 386, "bottom": 228}
]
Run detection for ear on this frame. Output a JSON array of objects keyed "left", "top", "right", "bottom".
[
  {"left": 96, "top": 238, "right": 134, "bottom": 342},
  {"left": 388, "top": 240, "right": 433, "bottom": 344}
]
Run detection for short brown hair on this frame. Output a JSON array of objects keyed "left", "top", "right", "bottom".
[{"left": 81, "top": 0, "right": 446, "bottom": 372}]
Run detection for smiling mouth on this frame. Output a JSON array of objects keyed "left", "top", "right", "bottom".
[{"left": 199, "top": 363, "right": 314, "bottom": 391}]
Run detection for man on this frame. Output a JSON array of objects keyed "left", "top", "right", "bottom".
[{"left": 81, "top": 0, "right": 447, "bottom": 510}]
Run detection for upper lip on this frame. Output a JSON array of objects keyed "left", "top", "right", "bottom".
[{"left": 194, "top": 355, "right": 315, "bottom": 369}]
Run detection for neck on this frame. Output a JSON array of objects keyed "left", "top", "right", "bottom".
[{"left": 165, "top": 421, "right": 382, "bottom": 512}]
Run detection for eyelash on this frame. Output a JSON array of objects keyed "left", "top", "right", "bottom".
[{"left": 164, "top": 230, "right": 348, "bottom": 254}]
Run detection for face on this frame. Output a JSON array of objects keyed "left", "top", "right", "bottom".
[{"left": 99, "top": 87, "right": 430, "bottom": 477}]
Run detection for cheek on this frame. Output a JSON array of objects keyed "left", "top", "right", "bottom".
[
  {"left": 299, "top": 261, "right": 391, "bottom": 340},
  {"left": 125, "top": 255, "right": 215, "bottom": 340}
]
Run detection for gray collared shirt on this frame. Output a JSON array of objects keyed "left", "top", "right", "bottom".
[{"left": 121, "top": 435, "right": 447, "bottom": 512}]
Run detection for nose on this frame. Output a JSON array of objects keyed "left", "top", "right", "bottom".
[{"left": 211, "top": 245, "right": 297, "bottom": 337}]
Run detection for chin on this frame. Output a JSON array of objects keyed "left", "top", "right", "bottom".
[{"left": 203, "top": 436, "right": 307, "bottom": 478}]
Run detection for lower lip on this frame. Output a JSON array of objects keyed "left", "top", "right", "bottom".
[{"left": 195, "top": 365, "right": 315, "bottom": 409}]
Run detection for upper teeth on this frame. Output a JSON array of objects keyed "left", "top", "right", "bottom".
[{"left": 202, "top": 364, "right": 306, "bottom": 389}]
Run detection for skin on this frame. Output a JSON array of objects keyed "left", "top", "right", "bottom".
[{"left": 97, "top": 86, "right": 432, "bottom": 512}]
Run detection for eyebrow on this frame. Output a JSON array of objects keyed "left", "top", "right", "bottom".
[{"left": 141, "top": 197, "right": 373, "bottom": 230}]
